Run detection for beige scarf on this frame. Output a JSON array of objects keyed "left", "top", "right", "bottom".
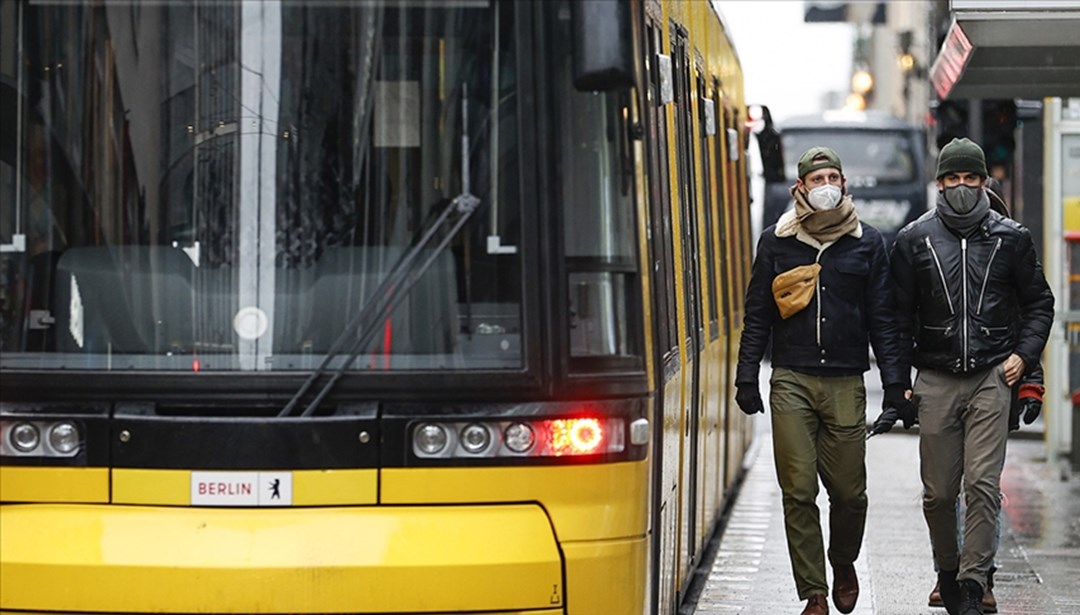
[{"left": 790, "top": 185, "right": 860, "bottom": 244}]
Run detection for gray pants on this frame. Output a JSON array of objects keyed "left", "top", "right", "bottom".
[{"left": 915, "top": 363, "right": 1009, "bottom": 591}]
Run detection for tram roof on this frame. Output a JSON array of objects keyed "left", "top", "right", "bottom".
[{"left": 930, "top": 0, "right": 1080, "bottom": 100}]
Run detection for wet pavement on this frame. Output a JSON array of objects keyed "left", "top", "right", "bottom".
[{"left": 690, "top": 364, "right": 1080, "bottom": 614}]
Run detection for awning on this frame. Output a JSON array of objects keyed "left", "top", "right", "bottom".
[{"left": 930, "top": 0, "right": 1080, "bottom": 100}]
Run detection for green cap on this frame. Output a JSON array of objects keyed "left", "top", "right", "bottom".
[
  {"left": 797, "top": 146, "right": 842, "bottom": 179},
  {"left": 936, "top": 137, "right": 987, "bottom": 179}
]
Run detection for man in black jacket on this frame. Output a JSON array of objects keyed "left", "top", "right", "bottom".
[
  {"left": 889, "top": 138, "right": 1054, "bottom": 615},
  {"left": 736, "top": 147, "right": 913, "bottom": 615}
]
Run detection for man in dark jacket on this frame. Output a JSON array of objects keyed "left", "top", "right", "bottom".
[
  {"left": 889, "top": 138, "right": 1054, "bottom": 615},
  {"left": 921, "top": 176, "right": 1045, "bottom": 614},
  {"left": 736, "top": 147, "right": 913, "bottom": 615}
]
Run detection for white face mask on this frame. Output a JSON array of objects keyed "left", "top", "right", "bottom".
[{"left": 807, "top": 184, "right": 843, "bottom": 210}]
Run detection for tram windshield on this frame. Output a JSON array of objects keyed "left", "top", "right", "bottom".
[{"left": 0, "top": 1, "right": 524, "bottom": 372}]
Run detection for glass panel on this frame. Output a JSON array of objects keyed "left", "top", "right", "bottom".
[
  {"left": 550, "top": 2, "right": 641, "bottom": 365},
  {"left": 1064, "top": 134, "right": 1080, "bottom": 399},
  {"left": 781, "top": 129, "right": 917, "bottom": 185},
  {"left": 0, "top": 1, "right": 524, "bottom": 372}
]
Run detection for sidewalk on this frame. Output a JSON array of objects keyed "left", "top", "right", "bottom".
[{"left": 692, "top": 374, "right": 1080, "bottom": 614}]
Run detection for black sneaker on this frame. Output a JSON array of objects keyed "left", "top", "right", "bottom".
[
  {"left": 938, "top": 569, "right": 961, "bottom": 615},
  {"left": 958, "top": 579, "right": 985, "bottom": 615}
]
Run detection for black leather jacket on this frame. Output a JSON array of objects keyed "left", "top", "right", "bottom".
[
  {"left": 736, "top": 220, "right": 909, "bottom": 388},
  {"left": 889, "top": 210, "right": 1054, "bottom": 374}
]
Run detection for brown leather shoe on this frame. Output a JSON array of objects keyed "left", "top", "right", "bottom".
[
  {"left": 983, "top": 567, "right": 998, "bottom": 613},
  {"left": 801, "top": 593, "right": 829, "bottom": 615},
  {"left": 982, "top": 585, "right": 997, "bottom": 613},
  {"left": 831, "top": 564, "right": 859, "bottom": 613},
  {"left": 929, "top": 580, "right": 944, "bottom": 607}
]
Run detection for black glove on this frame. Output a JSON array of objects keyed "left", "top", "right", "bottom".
[
  {"left": 1011, "top": 383, "right": 1044, "bottom": 431},
  {"left": 1021, "top": 398, "right": 1042, "bottom": 425},
  {"left": 883, "top": 384, "right": 917, "bottom": 429},
  {"left": 735, "top": 385, "right": 765, "bottom": 415},
  {"left": 870, "top": 407, "right": 899, "bottom": 436}
]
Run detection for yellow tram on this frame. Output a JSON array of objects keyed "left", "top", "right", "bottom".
[{"left": 0, "top": 1, "right": 757, "bottom": 613}]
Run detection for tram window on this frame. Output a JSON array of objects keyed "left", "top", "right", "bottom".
[
  {"left": 697, "top": 77, "right": 719, "bottom": 337},
  {"left": 644, "top": 21, "right": 678, "bottom": 358},
  {"left": 672, "top": 29, "right": 701, "bottom": 351},
  {"left": 552, "top": 3, "right": 643, "bottom": 368},
  {"left": 0, "top": 1, "right": 526, "bottom": 372},
  {"left": 710, "top": 87, "right": 731, "bottom": 336}
]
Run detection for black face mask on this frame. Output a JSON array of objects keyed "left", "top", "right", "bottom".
[{"left": 943, "top": 185, "right": 982, "bottom": 214}]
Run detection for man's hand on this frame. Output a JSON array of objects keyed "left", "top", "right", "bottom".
[
  {"left": 735, "top": 385, "right": 765, "bottom": 415},
  {"left": 870, "top": 407, "right": 899, "bottom": 436},
  {"left": 1021, "top": 398, "right": 1043, "bottom": 424},
  {"left": 1019, "top": 382, "right": 1044, "bottom": 425},
  {"left": 884, "top": 384, "right": 917, "bottom": 429},
  {"left": 1003, "top": 353, "right": 1026, "bottom": 386}
]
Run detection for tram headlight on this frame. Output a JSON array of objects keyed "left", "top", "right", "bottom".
[
  {"left": 10, "top": 422, "right": 41, "bottom": 453},
  {"left": 503, "top": 422, "right": 535, "bottom": 453},
  {"left": 48, "top": 422, "right": 80, "bottom": 454},
  {"left": 459, "top": 423, "right": 491, "bottom": 454},
  {"left": 413, "top": 423, "right": 449, "bottom": 455}
]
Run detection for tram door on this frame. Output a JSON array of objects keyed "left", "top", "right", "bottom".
[{"left": 671, "top": 25, "right": 703, "bottom": 577}]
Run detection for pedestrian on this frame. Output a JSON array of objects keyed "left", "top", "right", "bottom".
[
  {"left": 736, "top": 146, "right": 914, "bottom": 615},
  {"left": 920, "top": 177, "right": 1046, "bottom": 614},
  {"left": 888, "top": 138, "right": 1054, "bottom": 615}
]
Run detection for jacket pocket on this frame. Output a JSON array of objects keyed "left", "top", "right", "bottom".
[{"left": 832, "top": 257, "right": 869, "bottom": 303}]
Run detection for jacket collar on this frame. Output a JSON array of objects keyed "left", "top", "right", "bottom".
[{"left": 774, "top": 208, "right": 863, "bottom": 250}]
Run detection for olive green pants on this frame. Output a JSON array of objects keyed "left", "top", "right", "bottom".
[
  {"left": 769, "top": 368, "right": 868, "bottom": 600},
  {"left": 915, "top": 364, "right": 1009, "bottom": 591}
]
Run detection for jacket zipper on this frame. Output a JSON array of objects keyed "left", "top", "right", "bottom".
[
  {"left": 815, "top": 250, "right": 824, "bottom": 347},
  {"left": 962, "top": 237, "right": 968, "bottom": 371},
  {"left": 976, "top": 237, "right": 1003, "bottom": 315},
  {"left": 925, "top": 237, "right": 955, "bottom": 314}
]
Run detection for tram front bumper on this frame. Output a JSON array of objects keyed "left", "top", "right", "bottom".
[{"left": 0, "top": 503, "right": 565, "bottom": 614}]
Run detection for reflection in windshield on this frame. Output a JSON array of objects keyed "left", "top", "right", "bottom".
[{"left": 0, "top": 1, "right": 523, "bottom": 372}]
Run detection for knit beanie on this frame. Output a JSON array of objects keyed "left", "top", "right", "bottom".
[
  {"left": 797, "top": 146, "right": 842, "bottom": 179},
  {"left": 936, "top": 137, "right": 987, "bottom": 179}
]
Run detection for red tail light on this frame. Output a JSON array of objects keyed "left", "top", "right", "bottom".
[
  {"left": 549, "top": 418, "right": 603, "bottom": 456},
  {"left": 412, "top": 416, "right": 625, "bottom": 459}
]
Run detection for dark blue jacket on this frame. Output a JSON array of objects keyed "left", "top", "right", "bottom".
[{"left": 736, "top": 216, "right": 910, "bottom": 389}]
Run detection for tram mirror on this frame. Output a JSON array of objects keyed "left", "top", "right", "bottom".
[
  {"left": 751, "top": 104, "right": 786, "bottom": 183},
  {"left": 570, "top": 0, "right": 634, "bottom": 92}
]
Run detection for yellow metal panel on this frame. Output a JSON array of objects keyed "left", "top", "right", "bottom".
[
  {"left": 0, "top": 466, "right": 108, "bottom": 503},
  {"left": 292, "top": 468, "right": 378, "bottom": 505},
  {"left": 0, "top": 609, "right": 557, "bottom": 613},
  {"left": 562, "top": 537, "right": 647, "bottom": 615},
  {"left": 0, "top": 503, "right": 561, "bottom": 613},
  {"left": 112, "top": 468, "right": 378, "bottom": 506},
  {"left": 381, "top": 461, "right": 648, "bottom": 542},
  {"left": 0, "top": 609, "right": 565, "bottom": 613},
  {"left": 112, "top": 468, "right": 188, "bottom": 505}
]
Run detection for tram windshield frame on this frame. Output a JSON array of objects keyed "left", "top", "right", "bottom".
[
  {"left": 0, "top": 0, "right": 643, "bottom": 399},
  {"left": 1, "top": 1, "right": 542, "bottom": 384}
]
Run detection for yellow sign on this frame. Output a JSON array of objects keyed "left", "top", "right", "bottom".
[{"left": 1065, "top": 196, "right": 1080, "bottom": 233}]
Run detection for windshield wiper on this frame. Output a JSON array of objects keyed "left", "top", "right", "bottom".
[{"left": 279, "top": 86, "right": 480, "bottom": 417}]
